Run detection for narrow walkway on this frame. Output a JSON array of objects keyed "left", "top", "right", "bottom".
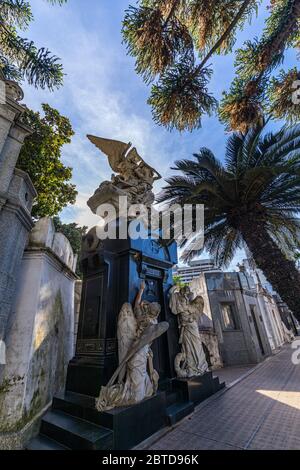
[
  {"left": 213, "top": 364, "right": 256, "bottom": 386},
  {"left": 150, "top": 345, "right": 300, "bottom": 450}
]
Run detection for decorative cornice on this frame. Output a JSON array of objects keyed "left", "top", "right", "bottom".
[
  {"left": 13, "top": 168, "right": 37, "bottom": 198},
  {"left": 23, "top": 247, "right": 78, "bottom": 280},
  {"left": 1, "top": 198, "right": 35, "bottom": 231}
]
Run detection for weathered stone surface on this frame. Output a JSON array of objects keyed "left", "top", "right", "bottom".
[
  {"left": 28, "top": 217, "right": 75, "bottom": 271},
  {"left": 29, "top": 217, "right": 56, "bottom": 249},
  {"left": 74, "top": 280, "right": 82, "bottom": 352},
  {"left": 0, "top": 170, "right": 36, "bottom": 340},
  {"left": 52, "top": 232, "right": 75, "bottom": 270},
  {"left": 0, "top": 219, "right": 77, "bottom": 437},
  {"left": 0, "top": 403, "right": 49, "bottom": 450},
  {"left": 0, "top": 340, "right": 5, "bottom": 365},
  {"left": 0, "top": 123, "right": 32, "bottom": 193},
  {"left": 0, "top": 80, "right": 25, "bottom": 160}
]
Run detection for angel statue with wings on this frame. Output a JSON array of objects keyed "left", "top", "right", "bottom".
[
  {"left": 96, "top": 281, "right": 169, "bottom": 412},
  {"left": 87, "top": 135, "right": 161, "bottom": 210},
  {"left": 169, "top": 285, "right": 208, "bottom": 378}
]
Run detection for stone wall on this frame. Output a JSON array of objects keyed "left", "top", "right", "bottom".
[
  {"left": 274, "top": 295, "right": 299, "bottom": 336},
  {"left": 191, "top": 272, "right": 273, "bottom": 366},
  {"left": 256, "top": 287, "right": 286, "bottom": 351},
  {"left": 0, "top": 218, "right": 77, "bottom": 447}
]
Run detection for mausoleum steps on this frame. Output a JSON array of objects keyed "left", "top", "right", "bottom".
[
  {"left": 40, "top": 409, "right": 113, "bottom": 450},
  {"left": 53, "top": 391, "right": 96, "bottom": 420},
  {"left": 27, "top": 372, "right": 226, "bottom": 450},
  {"left": 166, "top": 390, "right": 182, "bottom": 407},
  {"left": 213, "top": 376, "right": 226, "bottom": 393},
  {"left": 27, "top": 434, "right": 70, "bottom": 451},
  {"left": 52, "top": 391, "right": 111, "bottom": 428}
]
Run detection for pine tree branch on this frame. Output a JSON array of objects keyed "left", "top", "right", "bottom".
[
  {"left": 172, "top": 0, "right": 254, "bottom": 95},
  {"left": 0, "top": 0, "right": 67, "bottom": 89},
  {"left": 0, "top": 22, "right": 63, "bottom": 89},
  {"left": 0, "top": 1, "right": 32, "bottom": 29},
  {"left": 163, "top": 0, "right": 179, "bottom": 27},
  {"left": 196, "top": 0, "right": 253, "bottom": 74}
]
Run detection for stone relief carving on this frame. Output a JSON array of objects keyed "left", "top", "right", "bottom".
[
  {"left": 95, "top": 281, "right": 169, "bottom": 412},
  {"left": 87, "top": 136, "right": 161, "bottom": 213},
  {"left": 169, "top": 285, "right": 209, "bottom": 378}
]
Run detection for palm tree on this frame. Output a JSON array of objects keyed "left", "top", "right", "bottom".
[{"left": 158, "top": 122, "right": 300, "bottom": 322}]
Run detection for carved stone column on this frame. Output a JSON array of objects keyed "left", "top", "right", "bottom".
[{"left": 0, "top": 79, "right": 36, "bottom": 367}]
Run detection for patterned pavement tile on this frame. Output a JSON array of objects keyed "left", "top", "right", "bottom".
[{"left": 151, "top": 429, "right": 241, "bottom": 451}]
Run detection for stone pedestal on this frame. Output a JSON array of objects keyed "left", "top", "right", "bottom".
[
  {"left": 66, "top": 225, "right": 179, "bottom": 397},
  {"left": 97, "top": 392, "right": 167, "bottom": 450},
  {"left": 173, "top": 372, "right": 225, "bottom": 406}
]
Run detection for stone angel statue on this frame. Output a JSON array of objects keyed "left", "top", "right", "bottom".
[
  {"left": 169, "top": 285, "right": 208, "bottom": 378},
  {"left": 96, "top": 281, "right": 169, "bottom": 412},
  {"left": 87, "top": 135, "right": 161, "bottom": 207}
]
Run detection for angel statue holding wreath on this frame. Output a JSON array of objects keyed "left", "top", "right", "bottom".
[{"left": 96, "top": 281, "right": 169, "bottom": 412}]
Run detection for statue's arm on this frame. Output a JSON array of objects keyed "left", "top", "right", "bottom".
[
  {"left": 169, "top": 287, "right": 180, "bottom": 315},
  {"left": 135, "top": 280, "right": 145, "bottom": 310}
]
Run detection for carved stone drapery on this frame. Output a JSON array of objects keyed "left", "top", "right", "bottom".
[
  {"left": 169, "top": 286, "right": 208, "bottom": 378},
  {"left": 95, "top": 282, "right": 169, "bottom": 411}
]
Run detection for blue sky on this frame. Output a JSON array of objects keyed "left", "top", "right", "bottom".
[{"left": 21, "top": 0, "right": 297, "bottom": 268}]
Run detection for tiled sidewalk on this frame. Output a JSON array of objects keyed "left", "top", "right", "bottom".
[
  {"left": 212, "top": 364, "right": 256, "bottom": 386},
  {"left": 149, "top": 345, "right": 300, "bottom": 450}
]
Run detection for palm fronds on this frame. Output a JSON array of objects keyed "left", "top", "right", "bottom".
[{"left": 158, "top": 121, "right": 300, "bottom": 267}]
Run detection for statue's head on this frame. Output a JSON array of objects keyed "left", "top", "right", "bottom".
[
  {"left": 180, "top": 285, "right": 191, "bottom": 296},
  {"left": 149, "top": 302, "right": 161, "bottom": 319},
  {"left": 141, "top": 300, "right": 151, "bottom": 314},
  {"left": 141, "top": 300, "right": 161, "bottom": 320}
]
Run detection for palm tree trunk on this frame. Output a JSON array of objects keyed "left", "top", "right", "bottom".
[{"left": 241, "top": 221, "right": 300, "bottom": 324}]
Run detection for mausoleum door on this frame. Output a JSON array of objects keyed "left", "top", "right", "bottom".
[{"left": 143, "top": 276, "right": 170, "bottom": 380}]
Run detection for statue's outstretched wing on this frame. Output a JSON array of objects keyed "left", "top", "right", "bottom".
[
  {"left": 117, "top": 302, "right": 137, "bottom": 382},
  {"left": 87, "top": 135, "right": 131, "bottom": 173},
  {"left": 169, "top": 285, "right": 180, "bottom": 315},
  {"left": 107, "top": 321, "right": 169, "bottom": 388}
]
